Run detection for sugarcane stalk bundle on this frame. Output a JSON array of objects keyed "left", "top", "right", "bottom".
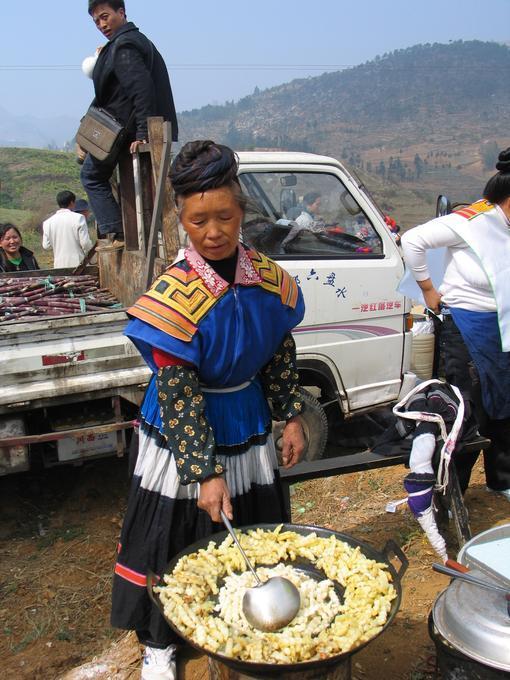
[{"left": 0, "top": 275, "right": 122, "bottom": 322}]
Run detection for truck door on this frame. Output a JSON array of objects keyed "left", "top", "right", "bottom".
[{"left": 239, "top": 166, "right": 408, "bottom": 413}]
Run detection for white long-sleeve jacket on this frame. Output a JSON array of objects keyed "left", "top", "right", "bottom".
[
  {"left": 42, "top": 209, "right": 93, "bottom": 269},
  {"left": 400, "top": 207, "right": 510, "bottom": 312}
]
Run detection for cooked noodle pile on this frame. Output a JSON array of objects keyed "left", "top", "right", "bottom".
[{"left": 155, "top": 527, "right": 396, "bottom": 664}]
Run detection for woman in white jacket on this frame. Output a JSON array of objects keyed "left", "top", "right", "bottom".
[{"left": 401, "top": 147, "right": 510, "bottom": 500}]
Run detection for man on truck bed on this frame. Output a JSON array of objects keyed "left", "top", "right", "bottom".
[{"left": 80, "top": 0, "right": 178, "bottom": 250}]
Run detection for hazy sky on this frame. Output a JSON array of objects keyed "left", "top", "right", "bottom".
[{"left": 1, "top": 0, "right": 509, "bottom": 121}]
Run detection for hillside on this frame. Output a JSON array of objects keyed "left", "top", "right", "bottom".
[
  {"left": 0, "top": 147, "right": 82, "bottom": 224},
  {"left": 180, "top": 41, "right": 510, "bottom": 152},
  {"left": 0, "top": 148, "right": 85, "bottom": 266},
  {"left": 1, "top": 41, "right": 510, "bottom": 241},
  {"left": 178, "top": 40, "right": 510, "bottom": 227}
]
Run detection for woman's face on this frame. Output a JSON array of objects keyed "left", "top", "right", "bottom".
[
  {"left": 0, "top": 228, "right": 22, "bottom": 257},
  {"left": 179, "top": 185, "right": 243, "bottom": 260}
]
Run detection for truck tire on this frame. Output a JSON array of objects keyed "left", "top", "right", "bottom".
[{"left": 273, "top": 387, "right": 328, "bottom": 462}]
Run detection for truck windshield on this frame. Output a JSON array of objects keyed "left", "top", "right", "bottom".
[{"left": 239, "top": 171, "right": 383, "bottom": 258}]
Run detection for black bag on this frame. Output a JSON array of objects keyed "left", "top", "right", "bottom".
[{"left": 76, "top": 106, "right": 133, "bottom": 163}]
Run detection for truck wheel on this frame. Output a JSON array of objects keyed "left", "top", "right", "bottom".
[{"left": 273, "top": 387, "right": 328, "bottom": 462}]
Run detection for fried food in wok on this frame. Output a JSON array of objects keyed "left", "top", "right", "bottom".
[{"left": 155, "top": 526, "right": 396, "bottom": 664}]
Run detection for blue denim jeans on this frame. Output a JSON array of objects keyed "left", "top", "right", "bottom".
[{"left": 80, "top": 153, "right": 124, "bottom": 236}]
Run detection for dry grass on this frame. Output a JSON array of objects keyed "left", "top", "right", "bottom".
[{"left": 1, "top": 453, "right": 509, "bottom": 679}]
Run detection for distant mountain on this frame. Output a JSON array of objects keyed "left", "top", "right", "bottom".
[
  {"left": 179, "top": 40, "right": 510, "bottom": 157},
  {"left": 0, "top": 106, "right": 77, "bottom": 149}
]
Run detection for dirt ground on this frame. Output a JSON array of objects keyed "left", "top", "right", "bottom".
[{"left": 1, "top": 449, "right": 509, "bottom": 680}]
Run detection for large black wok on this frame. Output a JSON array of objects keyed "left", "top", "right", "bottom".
[{"left": 148, "top": 523, "right": 408, "bottom": 676}]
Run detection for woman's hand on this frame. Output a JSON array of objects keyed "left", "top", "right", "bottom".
[
  {"left": 422, "top": 288, "right": 442, "bottom": 314},
  {"left": 198, "top": 476, "right": 233, "bottom": 522},
  {"left": 418, "top": 278, "right": 442, "bottom": 314},
  {"left": 281, "top": 416, "right": 305, "bottom": 469}
]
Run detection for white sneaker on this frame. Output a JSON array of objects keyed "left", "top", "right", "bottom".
[{"left": 141, "top": 645, "right": 177, "bottom": 680}]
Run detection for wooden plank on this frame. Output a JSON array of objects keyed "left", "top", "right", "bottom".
[
  {"left": 118, "top": 152, "right": 139, "bottom": 250},
  {"left": 132, "top": 153, "right": 146, "bottom": 251},
  {"left": 98, "top": 248, "right": 143, "bottom": 307},
  {"left": 279, "top": 436, "right": 488, "bottom": 549},
  {"left": 140, "top": 151, "right": 155, "bottom": 250},
  {"left": 144, "top": 121, "right": 172, "bottom": 288},
  {"left": 98, "top": 249, "right": 166, "bottom": 307},
  {"left": 148, "top": 117, "right": 180, "bottom": 263},
  {"left": 0, "top": 266, "right": 98, "bottom": 280}
]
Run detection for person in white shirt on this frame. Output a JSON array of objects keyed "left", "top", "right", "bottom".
[
  {"left": 401, "top": 147, "right": 510, "bottom": 501},
  {"left": 42, "top": 191, "right": 94, "bottom": 269}
]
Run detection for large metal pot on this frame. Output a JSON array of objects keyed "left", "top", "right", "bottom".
[
  {"left": 148, "top": 523, "right": 408, "bottom": 677},
  {"left": 430, "top": 523, "right": 510, "bottom": 678},
  {"left": 429, "top": 612, "right": 510, "bottom": 680}
]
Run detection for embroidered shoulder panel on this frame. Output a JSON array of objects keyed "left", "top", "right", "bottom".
[
  {"left": 248, "top": 249, "right": 299, "bottom": 309},
  {"left": 127, "top": 261, "right": 225, "bottom": 342},
  {"left": 454, "top": 199, "right": 494, "bottom": 221}
]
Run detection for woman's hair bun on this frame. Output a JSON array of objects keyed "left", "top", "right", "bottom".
[
  {"left": 496, "top": 147, "right": 510, "bottom": 174},
  {"left": 170, "top": 140, "right": 239, "bottom": 197}
]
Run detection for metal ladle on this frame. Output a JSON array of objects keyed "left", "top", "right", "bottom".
[
  {"left": 432, "top": 562, "right": 510, "bottom": 616},
  {"left": 220, "top": 510, "right": 301, "bottom": 631}
]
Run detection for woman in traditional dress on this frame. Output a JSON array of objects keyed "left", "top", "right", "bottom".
[
  {"left": 401, "top": 147, "right": 510, "bottom": 500},
  {"left": 111, "top": 140, "right": 306, "bottom": 679}
]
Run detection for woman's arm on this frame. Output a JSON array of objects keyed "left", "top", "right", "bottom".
[
  {"left": 260, "top": 333, "right": 306, "bottom": 468},
  {"left": 401, "top": 220, "right": 465, "bottom": 313},
  {"left": 156, "top": 363, "right": 232, "bottom": 522},
  {"left": 415, "top": 277, "right": 443, "bottom": 313},
  {"left": 401, "top": 220, "right": 463, "bottom": 282},
  {"left": 156, "top": 364, "right": 224, "bottom": 484}
]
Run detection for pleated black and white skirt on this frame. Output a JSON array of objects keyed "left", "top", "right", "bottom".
[{"left": 111, "top": 377, "right": 289, "bottom": 644}]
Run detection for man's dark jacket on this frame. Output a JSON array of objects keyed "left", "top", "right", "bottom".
[{"left": 92, "top": 22, "right": 178, "bottom": 142}]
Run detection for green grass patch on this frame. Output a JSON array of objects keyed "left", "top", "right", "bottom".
[
  {"left": 56, "top": 628, "right": 73, "bottom": 642},
  {"left": 0, "top": 207, "right": 34, "bottom": 228},
  {"left": 11, "top": 619, "right": 48, "bottom": 654},
  {"left": 36, "top": 525, "right": 86, "bottom": 550},
  {"left": 0, "top": 148, "right": 82, "bottom": 213}
]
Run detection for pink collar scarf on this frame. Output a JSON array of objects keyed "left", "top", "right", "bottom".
[{"left": 184, "top": 244, "right": 262, "bottom": 297}]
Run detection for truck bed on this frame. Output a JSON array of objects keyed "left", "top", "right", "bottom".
[{"left": 0, "top": 309, "right": 149, "bottom": 411}]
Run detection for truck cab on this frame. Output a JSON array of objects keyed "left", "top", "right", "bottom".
[{"left": 237, "top": 152, "right": 413, "bottom": 453}]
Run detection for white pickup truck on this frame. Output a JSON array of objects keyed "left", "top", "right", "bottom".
[{"left": 0, "top": 151, "right": 413, "bottom": 475}]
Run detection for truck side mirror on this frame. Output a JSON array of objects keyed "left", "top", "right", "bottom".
[{"left": 436, "top": 195, "right": 451, "bottom": 217}]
